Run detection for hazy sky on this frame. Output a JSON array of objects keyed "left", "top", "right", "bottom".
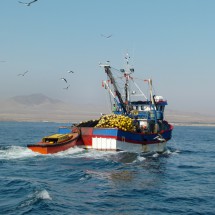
[{"left": 0, "top": 0, "right": 214, "bottom": 115}]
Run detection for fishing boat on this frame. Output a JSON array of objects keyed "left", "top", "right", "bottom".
[
  {"left": 27, "top": 131, "right": 80, "bottom": 154},
  {"left": 31, "top": 54, "right": 173, "bottom": 154},
  {"left": 70, "top": 55, "right": 173, "bottom": 153}
]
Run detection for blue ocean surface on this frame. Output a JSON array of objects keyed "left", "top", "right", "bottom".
[{"left": 0, "top": 122, "right": 215, "bottom": 215}]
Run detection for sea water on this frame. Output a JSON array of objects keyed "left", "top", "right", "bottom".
[{"left": 0, "top": 122, "right": 214, "bottom": 215}]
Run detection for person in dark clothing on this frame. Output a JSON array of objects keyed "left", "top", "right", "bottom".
[{"left": 133, "top": 116, "right": 141, "bottom": 132}]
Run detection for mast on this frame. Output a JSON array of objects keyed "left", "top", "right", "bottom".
[
  {"left": 125, "top": 53, "right": 130, "bottom": 105},
  {"left": 124, "top": 72, "right": 130, "bottom": 113},
  {"left": 100, "top": 55, "right": 135, "bottom": 115},
  {"left": 149, "top": 79, "right": 155, "bottom": 107},
  {"left": 148, "top": 79, "right": 158, "bottom": 132},
  {"left": 122, "top": 53, "right": 134, "bottom": 112},
  {"left": 104, "top": 65, "right": 127, "bottom": 114}
]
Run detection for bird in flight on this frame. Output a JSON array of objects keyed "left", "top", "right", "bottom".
[
  {"left": 101, "top": 34, "right": 112, "bottom": 39},
  {"left": 18, "top": 70, "right": 29, "bottom": 76},
  {"left": 63, "top": 85, "right": 70, "bottom": 90},
  {"left": 18, "top": 0, "right": 38, "bottom": 6},
  {"left": 0, "top": 60, "right": 6, "bottom": 63},
  {"left": 60, "top": 78, "right": 67, "bottom": 83},
  {"left": 67, "top": 70, "right": 74, "bottom": 73}
]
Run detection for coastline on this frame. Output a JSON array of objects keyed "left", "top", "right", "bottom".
[
  {"left": 170, "top": 122, "right": 215, "bottom": 127},
  {"left": 1, "top": 118, "right": 215, "bottom": 127}
]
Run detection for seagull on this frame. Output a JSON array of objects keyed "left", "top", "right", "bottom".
[
  {"left": 63, "top": 85, "right": 70, "bottom": 90},
  {"left": 18, "top": 0, "right": 38, "bottom": 6},
  {"left": 67, "top": 70, "right": 74, "bottom": 73},
  {"left": 101, "top": 34, "right": 112, "bottom": 39},
  {"left": 60, "top": 78, "right": 67, "bottom": 83},
  {"left": 0, "top": 60, "right": 6, "bottom": 63},
  {"left": 18, "top": 70, "right": 29, "bottom": 76}
]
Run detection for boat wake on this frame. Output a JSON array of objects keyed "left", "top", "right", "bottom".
[
  {"left": 0, "top": 144, "right": 180, "bottom": 162},
  {"left": 164, "top": 148, "right": 180, "bottom": 156},
  {"left": 0, "top": 146, "right": 38, "bottom": 160},
  {"left": 134, "top": 155, "right": 146, "bottom": 163},
  {"left": 78, "top": 149, "right": 117, "bottom": 160},
  {"left": 50, "top": 146, "right": 85, "bottom": 157},
  {"left": 49, "top": 148, "right": 179, "bottom": 163}
]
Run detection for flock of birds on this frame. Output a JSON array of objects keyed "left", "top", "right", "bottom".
[
  {"left": 1, "top": 0, "right": 113, "bottom": 91},
  {"left": 17, "top": 70, "right": 75, "bottom": 90},
  {"left": 60, "top": 70, "right": 74, "bottom": 90}
]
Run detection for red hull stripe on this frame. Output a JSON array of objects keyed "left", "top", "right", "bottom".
[
  {"left": 79, "top": 126, "right": 173, "bottom": 147},
  {"left": 82, "top": 126, "right": 173, "bottom": 146}
]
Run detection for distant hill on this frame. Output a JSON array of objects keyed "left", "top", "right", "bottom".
[
  {"left": 0, "top": 94, "right": 108, "bottom": 123},
  {"left": 0, "top": 93, "right": 215, "bottom": 125}
]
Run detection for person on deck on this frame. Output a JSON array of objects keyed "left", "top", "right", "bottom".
[
  {"left": 133, "top": 116, "right": 141, "bottom": 132},
  {"left": 112, "top": 104, "right": 117, "bottom": 112}
]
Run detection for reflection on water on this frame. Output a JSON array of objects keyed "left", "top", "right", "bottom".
[{"left": 110, "top": 170, "right": 134, "bottom": 181}]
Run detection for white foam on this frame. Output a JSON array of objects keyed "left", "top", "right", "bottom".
[
  {"left": 37, "top": 189, "right": 52, "bottom": 200},
  {"left": 152, "top": 153, "right": 159, "bottom": 157},
  {"left": 163, "top": 148, "right": 180, "bottom": 155},
  {"left": 163, "top": 149, "right": 172, "bottom": 155},
  {"left": 69, "top": 149, "right": 117, "bottom": 162},
  {"left": 136, "top": 155, "right": 146, "bottom": 162},
  {"left": 0, "top": 146, "right": 38, "bottom": 160},
  {"left": 51, "top": 146, "right": 85, "bottom": 157},
  {"left": 19, "top": 189, "right": 52, "bottom": 208},
  {"left": 171, "top": 149, "right": 180, "bottom": 155},
  {"left": 83, "top": 150, "right": 116, "bottom": 159}
]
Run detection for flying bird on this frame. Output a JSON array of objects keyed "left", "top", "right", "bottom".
[
  {"left": 0, "top": 60, "right": 6, "bottom": 63},
  {"left": 60, "top": 78, "right": 67, "bottom": 83},
  {"left": 18, "top": 70, "right": 29, "bottom": 76},
  {"left": 18, "top": 0, "right": 38, "bottom": 6},
  {"left": 101, "top": 34, "right": 112, "bottom": 39},
  {"left": 63, "top": 85, "right": 70, "bottom": 90},
  {"left": 67, "top": 70, "right": 74, "bottom": 73}
]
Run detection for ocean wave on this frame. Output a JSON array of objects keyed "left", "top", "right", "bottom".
[
  {"left": 135, "top": 155, "right": 146, "bottom": 162},
  {"left": 50, "top": 146, "right": 85, "bottom": 157},
  {"left": 79, "top": 150, "right": 146, "bottom": 164},
  {"left": 37, "top": 189, "right": 52, "bottom": 200},
  {"left": 19, "top": 189, "right": 52, "bottom": 208},
  {"left": 0, "top": 146, "right": 38, "bottom": 160},
  {"left": 80, "top": 150, "right": 117, "bottom": 160},
  {"left": 0, "top": 145, "right": 179, "bottom": 162},
  {"left": 163, "top": 148, "right": 180, "bottom": 155},
  {"left": 62, "top": 148, "right": 119, "bottom": 162},
  {"left": 152, "top": 152, "right": 159, "bottom": 158}
]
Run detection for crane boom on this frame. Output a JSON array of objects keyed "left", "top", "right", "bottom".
[{"left": 104, "top": 66, "right": 127, "bottom": 114}]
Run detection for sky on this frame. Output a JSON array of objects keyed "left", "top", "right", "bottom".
[{"left": 0, "top": 0, "right": 215, "bottom": 115}]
